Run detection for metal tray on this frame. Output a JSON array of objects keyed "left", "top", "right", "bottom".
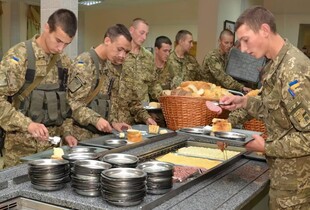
[
  {"left": 243, "top": 151, "right": 266, "bottom": 161},
  {"left": 21, "top": 146, "right": 107, "bottom": 162},
  {"left": 177, "top": 127, "right": 261, "bottom": 147},
  {"left": 213, "top": 131, "right": 247, "bottom": 141},
  {"left": 179, "top": 127, "right": 210, "bottom": 135}
]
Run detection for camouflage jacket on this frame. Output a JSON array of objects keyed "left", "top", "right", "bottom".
[
  {"left": 155, "top": 63, "right": 171, "bottom": 91},
  {"left": 246, "top": 40, "right": 310, "bottom": 203},
  {"left": 166, "top": 51, "right": 202, "bottom": 89},
  {"left": 122, "top": 47, "right": 162, "bottom": 103},
  {"left": 68, "top": 49, "right": 150, "bottom": 126},
  {"left": 201, "top": 49, "right": 244, "bottom": 91},
  {"left": 0, "top": 35, "right": 72, "bottom": 135}
]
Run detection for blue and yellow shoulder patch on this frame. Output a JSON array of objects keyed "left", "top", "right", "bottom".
[
  {"left": 77, "top": 61, "right": 84, "bottom": 67},
  {"left": 10, "top": 56, "right": 20, "bottom": 64}
]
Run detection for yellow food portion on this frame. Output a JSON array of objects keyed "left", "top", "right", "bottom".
[
  {"left": 177, "top": 146, "right": 240, "bottom": 161},
  {"left": 119, "top": 132, "right": 125, "bottom": 138},
  {"left": 149, "top": 125, "right": 160, "bottom": 134},
  {"left": 51, "top": 147, "right": 64, "bottom": 160},
  {"left": 159, "top": 129, "right": 168, "bottom": 134},
  {"left": 149, "top": 102, "right": 161, "bottom": 108},
  {"left": 212, "top": 118, "right": 232, "bottom": 132},
  {"left": 156, "top": 153, "right": 221, "bottom": 169}
]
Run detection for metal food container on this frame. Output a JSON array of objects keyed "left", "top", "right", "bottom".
[{"left": 101, "top": 153, "right": 139, "bottom": 168}]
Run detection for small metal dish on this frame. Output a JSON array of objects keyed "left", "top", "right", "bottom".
[
  {"left": 103, "top": 139, "right": 127, "bottom": 148},
  {"left": 102, "top": 153, "right": 138, "bottom": 165},
  {"left": 101, "top": 168, "right": 146, "bottom": 179},
  {"left": 68, "top": 147, "right": 97, "bottom": 153},
  {"left": 179, "top": 127, "right": 208, "bottom": 134},
  {"left": 62, "top": 153, "right": 98, "bottom": 161},
  {"left": 28, "top": 159, "right": 69, "bottom": 166},
  {"left": 137, "top": 161, "right": 174, "bottom": 174},
  {"left": 214, "top": 131, "right": 247, "bottom": 141}
]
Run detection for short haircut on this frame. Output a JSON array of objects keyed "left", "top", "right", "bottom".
[
  {"left": 131, "top": 18, "right": 149, "bottom": 28},
  {"left": 175, "top": 30, "right": 192, "bottom": 44},
  {"left": 47, "top": 9, "right": 77, "bottom": 38},
  {"left": 219, "top": 29, "right": 234, "bottom": 40},
  {"left": 154, "top": 36, "right": 172, "bottom": 49},
  {"left": 104, "top": 24, "right": 132, "bottom": 42},
  {"left": 235, "top": 6, "right": 276, "bottom": 33}
]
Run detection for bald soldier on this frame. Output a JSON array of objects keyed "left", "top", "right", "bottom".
[
  {"left": 0, "top": 9, "right": 78, "bottom": 167},
  {"left": 68, "top": 24, "right": 140, "bottom": 140},
  {"left": 201, "top": 29, "right": 251, "bottom": 93}
]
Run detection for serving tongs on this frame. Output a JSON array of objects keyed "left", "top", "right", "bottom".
[{"left": 48, "top": 136, "right": 61, "bottom": 145}]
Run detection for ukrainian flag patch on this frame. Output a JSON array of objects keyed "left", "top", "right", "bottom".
[
  {"left": 77, "top": 61, "right": 84, "bottom": 67},
  {"left": 11, "top": 56, "right": 20, "bottom": 64}
]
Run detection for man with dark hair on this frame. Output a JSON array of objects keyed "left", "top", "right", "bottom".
[
  {"left": 220, "top": 6, "right": 310, "bottom": 209},
  {"left": 202, "top": 29, "right": 251, "bottom": 93},
  {"left": 68, "top": 24, "right": 135, "bottom": 140},
  {"left": 0, "top": 9, "right": 78, "bottom": 167},
  {"left": 119, "top": 18, "right": 158, "bottom": 126},
  {"left": 166, "top": 30, "right": 202, "bottom": 89}
]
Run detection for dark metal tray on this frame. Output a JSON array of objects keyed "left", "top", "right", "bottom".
[
  {"left": 177, "top": 127, "right": 261, "bottom": 147},
  {"left": 20, "top": 146, "right": 107, "bottom": 162},
  {"left": 243, "top": 151, "right": 266, "bottom": 161}
]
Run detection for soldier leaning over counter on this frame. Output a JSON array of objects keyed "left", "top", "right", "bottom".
[
  {"left": 166, "top": 30, "right": 202, "bottom": 89},
  {"left": 220, "top": 6, "right": 310, "bottom": 209},
  {"left": 0, "top": 9, "right": 78, "bottom": 168},
  {"left": 201, "top": 29, "right": 251, "bottom": 93},
  {"left": 119, "top": 18, "right": 158, "bottom": 125},
  {"left": 67, "top": 24, "right": 138, "bottom": 141}
]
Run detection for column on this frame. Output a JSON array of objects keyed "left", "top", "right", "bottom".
[{"left": 40, "top": 0, "right": 78, "bottom": 59}]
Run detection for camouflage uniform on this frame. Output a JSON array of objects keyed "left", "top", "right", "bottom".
[
  {"left": 201, "top": 49, "right": 244, "bottom": 91},
  {"left": 122, "top": 47, "right": 162, "bottom": 103},
  {"left": 245, "top": 40, "right": 310, "bottom": 209},
  {"left": 0, "top": 35, "right": 73, "bottom": 167},
  {"left": 166, "top": 51, "right": 202, "bottom": 89},
  {"left": 68, "top": 49, "right": 150, "bottom": 139},
  {"left": 156, "top": 63, "right": 173, "bottom": 90},
  {"left": 227, "top": 108, "right": 252, "bottom": 128}
]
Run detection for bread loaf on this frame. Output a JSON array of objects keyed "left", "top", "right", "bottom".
[{"left": 212, "top": 118, "right": 232, "bottom": 132}]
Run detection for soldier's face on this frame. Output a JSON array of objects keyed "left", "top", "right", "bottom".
[
  {"left": 44, "top": 24, "right": 73, "bottom": 54},
  {"left": 106, "top": 35, "right": 131, "bottom": 65},
  {"left": 130, "top": 22, "right": 149, "bottom": 47},
  {"left": 236, "top": 24, "right": 267, "bottom": 59},
  {"left": 181, "top": 34, "right": 193, "bottom": 53},
  {"left": 156, "top": 43, "right": 172, "bottom": 63},
  {"left": 219, "top": 34, "right": 234, "bottom": 54}
]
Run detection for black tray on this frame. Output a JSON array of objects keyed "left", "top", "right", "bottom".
[{"left": 243, "top": 151, "right": 266, "bottom": 161}]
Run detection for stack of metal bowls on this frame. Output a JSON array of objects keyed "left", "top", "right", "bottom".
[
  {"left": 100, "top": 168, "right": 147, "bottom": 207},
  {"left": 62, "top": 152, "right": 99, "bottom": 168},
  {"left": 68, "top": 146, "right": 97, "bottom": 153},
  {"left": 101, "top": 153, "right": 139, "bottom": 168},
  {"left": 28, "top": 159, "right": 70, "bottom": 191},
  {"left": 71, "top": 160, "right": 112, "bottom": 197},
  {"left": 137, "top": 161, "right": 174, "bottom": 194}
]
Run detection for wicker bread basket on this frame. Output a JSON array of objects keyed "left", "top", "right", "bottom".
[
  {"left": 243, "top": 118, "right": 267, "bottom": 138},
  {"left": 159, "top": 95, "right": 218, "bottom": 131}
]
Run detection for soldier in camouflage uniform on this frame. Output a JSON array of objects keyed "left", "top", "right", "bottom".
[
  {"left": 201, "top": 29, "right": 251, "bottom": 93},
  {"left": 120, "top": 18, "right": 158, "bottom": 125},
  {"left": 68, "top": 24, "right": 135, "bottom": 140},
  {"left": 220, "top": 6, "right": 310, "bottom": 209},
  {"left": 0, "top": 9, "right": 78, "bottom": 167},
  {"left": 166, "top": 30, "right": 202, "bottom": 89}
]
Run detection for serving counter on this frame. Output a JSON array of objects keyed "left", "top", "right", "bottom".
[{"left": 0, "top": 132, "right": 269, "bottom": 210}]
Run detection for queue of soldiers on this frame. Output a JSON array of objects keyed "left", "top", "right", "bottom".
[{"left": 0, "top": 9, "right": 251, "bottom": 168}]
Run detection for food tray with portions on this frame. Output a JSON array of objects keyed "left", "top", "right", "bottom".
[
  {"left": 177, "top": 127, "right": 261, "bottom": 147},
  {"left": 79, "top": 124, "right": 173, "bottom": 149},
  {"left": 20, "top": 146, "right": 107, "bottom": 162}
]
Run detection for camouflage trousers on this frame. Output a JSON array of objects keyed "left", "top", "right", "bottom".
[
  {"left": 269, "top": 188, "right": 310, "bottom": 210},
  {"left": 4, "top": 126, "right": 61, "bottom": 168},
  {"left": 72, "top": 124, "right": 100, "bottom": 141}
]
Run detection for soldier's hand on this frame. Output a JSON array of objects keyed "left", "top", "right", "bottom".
[
  {"left": 220, "top": 95, "right": 248, "bottom": 111},
  {"left": 145, "top": 118, "right": 157, "bottom": 125},
  {"left": 96, "top": 118, "right": 112, "bottom": 133},
  {"left": 112, "top": 122, "right": 132, "bottom": 132},
  {"left": 244, "top": 134, "right": 265, "bottom": 153},
  {"left": 64, "top": 135, "right": 78, "bottom": 147},
  {"left": 242, "top": 87, "right": 252, "bottom": 94},
  {"left": 28, "top": 122, "right": 49, "bottom": 141}
]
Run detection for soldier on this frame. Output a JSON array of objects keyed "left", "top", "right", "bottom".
[
  {"left": 166, "top": 30, "right": 202, "bottom": 89},
  {"left": 0, "top": 9, "right": 78, "bottom": 167},
  {"left": 120, "top": 18, "right": 158, "bottom": 125},
  {"left": 201, "top": 29, "right": 251, "bottom": 93},
  {"left": 67, "top": 24, "right": 137, "bottom": 140},
  {"left": 220, "top": 6, "right": 310, "bottom": 209}
]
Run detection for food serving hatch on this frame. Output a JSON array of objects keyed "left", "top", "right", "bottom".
[{"left": 134, "top": 140, "right": 246, "bottom": 209}]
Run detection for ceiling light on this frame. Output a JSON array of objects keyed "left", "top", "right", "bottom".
[{"left": 79, "top": 0, "right": 102, "bottom": 6}]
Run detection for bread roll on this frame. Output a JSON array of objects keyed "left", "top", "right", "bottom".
[{"left": 212, "top": 118, "right": 232, "bottom": 132}]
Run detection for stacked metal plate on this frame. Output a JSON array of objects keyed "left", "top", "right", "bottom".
[
  {"left": 100, "top": 168, "right": 147, "bottom": 207},
  {"left": 101, "top": 153, "right": 139, "bottom": 168},
  {"left": 71, "top": 160, "right": 112, "bottom": 197},
  {"left": 137, "top": 161, "right": 174, "bottom": 194},
  {"left": 62, "top": 152, "right": 99, "bottom": 168},
  {"left": 28, "top": 159, "right": 70, "bottom": 191}
]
